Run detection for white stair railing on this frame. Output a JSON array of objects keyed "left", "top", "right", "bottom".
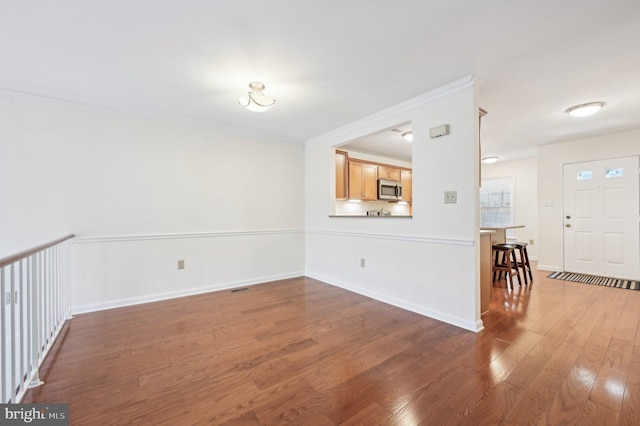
[{"left": 1, "top": 234, "right": 74, "bottom": 403}]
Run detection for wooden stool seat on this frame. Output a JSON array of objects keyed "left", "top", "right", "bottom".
[{"left": 491, "top": 243, "right": 522, "bottom": 290}]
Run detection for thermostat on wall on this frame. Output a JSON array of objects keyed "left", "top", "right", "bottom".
[{"left": 429, "top": 124, "right": 450, "bottom": 139}]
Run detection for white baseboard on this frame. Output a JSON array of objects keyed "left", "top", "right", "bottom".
[
  {"left": 71, "top": 271, "right": 304, "bottom": 315},
  {"left": 536, "top": 264, "right": 560, "bottom": 272},
  {"left": 306, "top": 272, "right": 483, "bottom": 333}
]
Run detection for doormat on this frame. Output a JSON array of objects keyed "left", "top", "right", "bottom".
[{"left": 547, "top": 271, "right": 640, "bottom": 291}]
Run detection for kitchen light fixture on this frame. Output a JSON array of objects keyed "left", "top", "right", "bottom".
[
  {"left": 402, "top": 131, "right": 413, "bottom": 142},
  {"left": 482, "top": 156, "right": 499, "bottom": 164},
  {"left": 565, "top": 102, "right": 604, "bottom": 117},
  {"left": 238, "top": 82, "right": 276, "bottom": 112}
]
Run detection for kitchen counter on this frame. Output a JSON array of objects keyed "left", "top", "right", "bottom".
[
  {"left": 480, "top": 225, "right": 525, "bottom": 244},
  {"left": 329, "top": 215, "right": 412, "bottom": 218}
]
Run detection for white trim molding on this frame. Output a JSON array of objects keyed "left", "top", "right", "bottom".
[
  {"left": 0, "top": 87, "right": 301, "bottom": 145},
  {"left": 306, "top": 228, "right": 474, "bottom": 246},
  {"left": 306, "top": 75, "right": 474, "bottom": 146},
  {"left": 74, "top": 228, "right": 305, "bottom": 244},
  {"left": 536, "top": 264, "right": 561, "bottom": 272},
  {"left": 72, "top": 271, "right": 304, "bottom": 315},
  {"left": 307, "top": 272, "right": 483, "bottom": 332}
]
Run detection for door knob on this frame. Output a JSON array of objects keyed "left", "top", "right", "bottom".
[
  {"left": 566, "top": 215, "right": 571, "bottom": 219},
  {"left": 565, "top": 223, "right": 571, "bottom": 228}
]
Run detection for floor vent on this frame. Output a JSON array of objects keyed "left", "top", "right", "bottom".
[{"left": 230, "top": 287, "right": 250, "bottom": 293}]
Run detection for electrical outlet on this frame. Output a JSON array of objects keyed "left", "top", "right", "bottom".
[
  {"left": 177, "top": 260, "right": 185, "bottom": 270},
  {"left": 360, "top": 258, "right": 366, "bottom": 268},
  {"left": 444, "top": 191, "right": 457, "bottom": 204},
  {"left": 529, "top": 239, "right": 534, "bottom": 245}
]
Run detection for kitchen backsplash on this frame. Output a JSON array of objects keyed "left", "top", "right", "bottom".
[{"left": 335, "top": 200, "right": 411, "bottom": 216}]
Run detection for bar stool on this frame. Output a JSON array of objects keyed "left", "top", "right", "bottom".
[
  {"left": 507, "top": 242, "right": 533, "bottom": 284},
  {"left": 492, "top": 243, "right": 522, "bottom": 290}
]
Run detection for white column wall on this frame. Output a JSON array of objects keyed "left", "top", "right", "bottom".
[{"left": 305, "top": 78, "right": 483, "bottom": 331}]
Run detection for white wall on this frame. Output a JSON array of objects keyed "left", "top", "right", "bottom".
[
  {"left": 0, "top": 91, "right": 305, "bottom": 312},
  {"left": 2, "top": 77, "right": 485, "bottom": 332},
  {"left": 0, "top": 94, "right": 74, "bottom": 256},
  {"left": 482, "top": 158, "right": 538, "bottom": 260},
  {"left": 305, "top": 77, "right": 483, "bottom": 331},
  {"left": 537, "top": 128, "right": 640, "bottom": 271}
]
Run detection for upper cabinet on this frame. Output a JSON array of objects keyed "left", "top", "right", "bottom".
[
  {"left": 335, "top": 150, "right": 347, "bottom": 199},
  {"left": 341, "top": 156, "right": 412, "bottom": 203},
  {"left": 378, "top": 166, "right": 400, "bottom": 181},
  {"left": 400, "top": 169, "right": 412, "bottom": 203},
  {"left": 348, "top": 160, "right": 378, "bottom": 201}
]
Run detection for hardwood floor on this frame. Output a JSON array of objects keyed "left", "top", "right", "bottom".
[{"left": 23, "top": 268, "right": 640, "bottom": 425}]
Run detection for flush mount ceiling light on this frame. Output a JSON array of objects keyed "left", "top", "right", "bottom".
[
  {"left": 238, "top": 82, "right": 276, "bottom": 112},
  {"left": 402, "top": 131, "right": 413, "bottom": 142},
  {"left": 482, "top": 156, "right": 499, "bottom": 164},
  {"left": 565, "top": 101, "right": 604, "bottom": 118}
]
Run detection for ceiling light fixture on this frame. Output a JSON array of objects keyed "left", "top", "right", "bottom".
[
  {"left": 565, "top": 101, "right": 604, "bottom": 118},
  {"left": 238, "top": 82, "right": 276, "bottom": 112},
  {"left": 482, "top": 156, "right": 499, "bottom": 164},
  {"left": 402, "top": 131, "right": 413, "bottom": 142}
]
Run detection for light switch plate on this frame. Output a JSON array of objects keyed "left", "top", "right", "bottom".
[{"left": 444, "top": 191, "right": 457, "bottom": 204}]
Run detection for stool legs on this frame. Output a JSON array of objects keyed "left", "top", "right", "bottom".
[
  {"left": 492, "top": 245, "right": 520, "bottom": 291},
  {"left": 522, "top": 246, "right": 533, "bottom": 281},
  {"left": 515, "top": 246, "right": 528, "bottom": 285},
  {"left": 511, "top": 243, "right": 533, "bottom": 284},
  {"left": 510, "top": 248, "right": 523, "bottom": 286}
]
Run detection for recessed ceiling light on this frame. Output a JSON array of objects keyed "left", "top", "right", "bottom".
[
  {"left": 565, "top": 102, "right": 604, "bottom": 118},
  {"left": 401, "top": 131, "right": 413, "bottom": 142},
  {"left": 482, "top": 156, "right": 499, "bottom": 164}
]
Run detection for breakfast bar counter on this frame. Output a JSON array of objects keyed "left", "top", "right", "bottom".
[{"left": 480, "top": 225, "right": 525, "bottom": 244}]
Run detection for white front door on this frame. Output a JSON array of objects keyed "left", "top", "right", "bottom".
[{"left": 563, "top": 156, "right": 640, "bottom": 280}]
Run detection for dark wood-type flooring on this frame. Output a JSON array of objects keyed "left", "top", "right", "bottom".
[{"left": 24, "top": 267, "right": 640, "bottom": 425}]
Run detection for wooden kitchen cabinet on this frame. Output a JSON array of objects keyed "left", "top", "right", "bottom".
[
  {"left": 335, "top": 150, "right": 347, "bottom": 199},
  {"left": 480, "top": 231, "right": 493, "bottom": 313},
  {"left": 378, "top": 166, "right": 400, "bottom": 181},
  {"left": 348, "top": 160, "right": 378, "bottom": 201},
  {"left": 400, "top": 169, "right": 412, "bottom": 203}
]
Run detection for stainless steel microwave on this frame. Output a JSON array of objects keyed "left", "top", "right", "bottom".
[{"left": 378, "top": 179, "right": 403, "bottom": 201}]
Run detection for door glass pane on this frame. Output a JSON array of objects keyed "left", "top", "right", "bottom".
[
  {"left": 577, "top": 170, "right": 592, "bottom": 180},
  {"left": 605, "top": 168, "right": 623, "bottom": 178}
]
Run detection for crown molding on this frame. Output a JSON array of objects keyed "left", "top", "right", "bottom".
[
  {"left": 306, "top": 75, "right": 475, "bottom": 146},
  {"left": 0, "top": 86, "right": 301, "bottom": 145}
]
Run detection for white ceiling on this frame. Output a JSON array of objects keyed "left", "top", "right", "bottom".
[
  {"left": 1, "top": 1, "right": 639, "bottom": 162},
  {"left": 339, "top": 123, "right": 414, "bottom": 163}
]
